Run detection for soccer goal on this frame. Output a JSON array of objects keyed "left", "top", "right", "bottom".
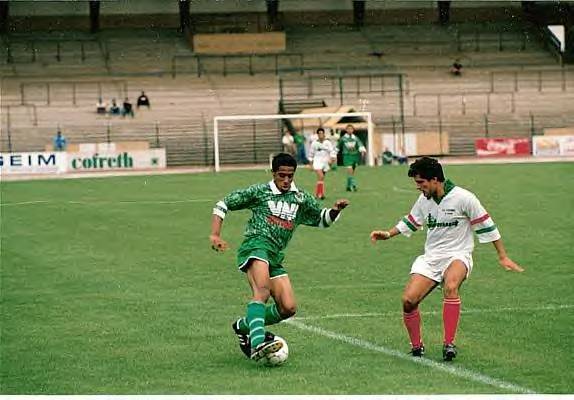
[{"left": 213, "top": 112, "right": 375, "bottom": 172}]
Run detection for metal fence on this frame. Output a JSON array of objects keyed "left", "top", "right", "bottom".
[{"left": 172, "top": 53, "right": 304, "bottom": 78}]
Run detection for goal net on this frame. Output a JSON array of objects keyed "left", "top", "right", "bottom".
[{"left": 213, "top": 112, "right": 374, "bottom": 172}]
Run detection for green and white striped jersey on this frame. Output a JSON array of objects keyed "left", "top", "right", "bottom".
[
  {"left": 338, "top": 133, "right": 366, "bottom": 156},
  {"left": 396, "top": 180, "right": 500, "bottom": 259},
  {"left": 213, "top": 180, "right": 339, "bottom": 253}
]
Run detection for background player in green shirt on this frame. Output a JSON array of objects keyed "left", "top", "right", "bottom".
[
  {"left": 338, "top": 124, "right": 367, "bottom": 192},
  {"left": 210, "top": 153, "right": 350, "bottom": 362}
]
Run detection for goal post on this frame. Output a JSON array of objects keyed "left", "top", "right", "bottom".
[{"left": 213, "top": 112, "right": 374, "bottom": 172}]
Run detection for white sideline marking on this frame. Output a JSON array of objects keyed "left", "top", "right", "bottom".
[
  {"left": 295, "top": 304, "right": 574, "bottom": 321},
  {"left": 286, "top": 319, "right": 536, "bottom": 394},
  {"left": 0, "top": 200, "right": 50, "bottom": 207},
  {"left": 0, "top": 199, "right": 211, "bottom": 207}
]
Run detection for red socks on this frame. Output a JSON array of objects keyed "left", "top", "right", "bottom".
[
  {"left": 315, "top": 181, "right": 325, "bottom": 198},
  {"left": 443, "top": 297, "right": 461, "bottom": 345},
  {"left": 404, "top": 297, "right": 461, "bottom": 348},
  {"left": 403, "top": 309, "right": 422, "bottom": 348}
]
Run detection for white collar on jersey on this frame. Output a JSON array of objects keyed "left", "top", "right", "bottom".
[{"left": 269, "top": 180, "right": 298, "bottom": 194}]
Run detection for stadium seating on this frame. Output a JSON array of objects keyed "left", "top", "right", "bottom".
[{"left": 2, "top": 22, "right": 574, "bottom": 163}]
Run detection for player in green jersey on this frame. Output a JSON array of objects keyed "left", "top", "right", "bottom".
[
  {"left": 338, "top": 124, "right": 366, "bottom": 192},
  {"left": 210, "top": 153, "right": 350, "bottom": 362}
]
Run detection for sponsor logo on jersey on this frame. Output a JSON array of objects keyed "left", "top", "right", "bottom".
[
  {"left": 427, "top": 213, "right": 459, "bottom": 229},
  {"left": 266, "top": 200, "right": 298, "bottom": 230},
  {"left": 267, "top": 215, "right": 294, "bottom": 230}
]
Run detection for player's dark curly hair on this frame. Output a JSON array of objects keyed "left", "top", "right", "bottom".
[
  {"left": 407, "top": 157, "right": 445, "bottom": 182},
  {"left": 272, "top": 152, "right": 298, "bottom": 172}
]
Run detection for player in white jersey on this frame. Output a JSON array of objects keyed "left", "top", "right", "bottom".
[
  {"left": 307, "top": 128, "right": 337, "bottom": 199},
  {"left": 370, "top": 157, "right": 524, "bottom": 361}
]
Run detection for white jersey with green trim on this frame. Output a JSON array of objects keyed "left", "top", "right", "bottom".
[
  {"left": 308, "top": 139, "right": 337, "bottom": 171},
  {"left": 395, "top": 181, "right": 500, "bottom": 260}
]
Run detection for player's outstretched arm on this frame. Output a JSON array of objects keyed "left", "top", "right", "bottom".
[
  {"left": 492, "top": 239, "right": 524, "bottom": 272},
  {"left": 370, "top": 227, "right": 400, "bottom": 243},
  {"left": 333, "top": 199, "right": 350, "bottom": 211},
  {"left": 210, "top": 214, "right": 229, "bottom": 252},
  {"left": 326, "top": 199, "right": 349, "bottom": 221}
]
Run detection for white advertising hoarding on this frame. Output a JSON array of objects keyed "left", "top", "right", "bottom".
[
  {"left": 0, "top": 149, "right": 166, "bottom": 175},
  {"left": 67, "top": 148, "right": 166, "bottom": 171},
  {"left": 533, "top": 135, "right": 574, "bottom": 156},
  {"left": 0, "top": 152, "right": 67, "bottom": 175}
]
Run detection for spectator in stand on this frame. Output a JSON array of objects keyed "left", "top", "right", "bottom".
[
  {"left": 382, "top": 147, "right": 408, "bottom": 166},
  {"left": 53, "top": 129, "right": 67, "bottom": 151},
  {"left": 293, "top": 131, "right": 308, "bottom": 165},
  {"left": 109, "top": 99, "right": 121, "bottom": 115},
  {"left": 396, "top": 147, "right": 408, "bottom": 165},
  {"left": 137, "top": 91, "right": 151, "bottom": 109},
  {"left": 451, "top": 59, "right": 463, "bottom": 76},
  {"left": 122, "top": 98, "right": 134, "bottom": 118},
  {"left": 382, "top": 148, "right": 394, "bottom": 165},
  {"left": 96, "top": 97, "right": 107, "bottom": 114}
]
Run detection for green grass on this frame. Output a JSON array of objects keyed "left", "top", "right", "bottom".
[{"left": 1, "top": 162, "right": 573, "bottom": 394}]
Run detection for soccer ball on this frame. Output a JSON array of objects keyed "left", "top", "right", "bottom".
[{"left": 263, "top": 336, "right": 289, "bottom": 367}]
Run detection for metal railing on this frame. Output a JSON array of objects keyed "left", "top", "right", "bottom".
[
  {"left": 171, "top": 53, "right": 304, "bottom": 78},
  {"left": 412, "top": 92, "right": 516, "bottom": 117},
  {"left": 279, "top": 73, "right": 406, "bottom": 103},
  {"left": 455, "top": 30, "right": 529, "bottom": 52},
  {"left": 19, "top": 79, "right": 128, "bottom": 106},
  {"left": 489, "top": 68, "right": 572, "bottom": 93},
  {"left": 3, "top": 38, "right": 100, "bottom": 64}
]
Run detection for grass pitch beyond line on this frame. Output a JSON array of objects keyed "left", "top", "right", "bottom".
[{"left": 1, "top": 162, "right": 573, "bottom": 394}]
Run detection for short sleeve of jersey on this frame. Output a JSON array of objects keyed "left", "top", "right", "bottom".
[
  {"left": 213, "top": 184, "right": 261, "bottom": 219},
  {"left": 395, "top": 195, "right": 425, "bottom": 237},
  {"left": 296, "top": 192, "right": 339, "bottom": 228},
  {"left": 329, "top": 141, "right": 338, "bottom": 157},
  {"left": 357, "top": 136, "right": 367, "bottom": 153},
  {"left": 464, "top": 192, "right": 501, "bottom": 243}
]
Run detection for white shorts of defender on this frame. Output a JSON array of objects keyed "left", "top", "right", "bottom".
[
  {"left": 410, "top": 253, "right": 474, "bottom": 283},
  {"left": 313, "top": 159, "right": 331, "bottom": 172}
]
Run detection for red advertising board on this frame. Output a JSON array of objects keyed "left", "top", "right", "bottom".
[{"left": 475, "top": 138, "right": 531, "bottom": 157}]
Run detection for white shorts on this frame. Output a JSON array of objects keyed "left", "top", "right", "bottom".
[
  {"left": 313, "top": 159, "right": 331, "bottom": 172},
  {"left": 410, "top": 253, "right": 473, "bottom": 283}
]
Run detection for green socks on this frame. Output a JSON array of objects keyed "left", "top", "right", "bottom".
[
  {"left": 239, "top": 303, "right": 284, "bottom": 337},
  {"left": 264, "top": 303, "right": 283, "bottom": 325},
  {"left": 246, "top": 301, "right": 266, "bottom": 348},
  {"left": 347, "top": 176, "right": 357, "bottom": 190}
]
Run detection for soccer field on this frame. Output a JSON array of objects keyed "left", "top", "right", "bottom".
[{"left": 1, "top": 162, "right": 573, "bottom": 394}]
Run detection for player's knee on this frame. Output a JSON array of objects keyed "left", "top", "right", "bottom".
[
  {"left": 442, "top": 282, "right": 459, "bottom": 298},
  {"left": 402, "top": 296, "right": 418, "bottom": 313},
  {"left": 252, "top": 286, "right": 271, "bottom": 302},
  {"left": 280, "top": 303, "right": 297, "bottom": 318}
]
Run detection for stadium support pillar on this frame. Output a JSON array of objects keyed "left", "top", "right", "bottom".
[
  {"left": 266, "top": 0, "right": 279, "bottom": 31},
  {"left": 564, "top": 25, "right": 574, "bottom": 63},
  {"left": 179, "top": 0, "right": 191, "bottom": 34},
  {"left": 89, "top": 1, "right": 100, "bottom": 33},
  {"left": 353, "top": 1, "right": 365, "bottom": 28},
  {"left": 438, "top": 1, "right": 451, "bottom": 25},
  {"left": 0, "top": 1, "right": 8, "bottom": 34}
]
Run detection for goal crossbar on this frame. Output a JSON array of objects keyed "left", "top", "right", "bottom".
[{"left": 213, "top": 112, "right": 374, "bottom": 172}]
